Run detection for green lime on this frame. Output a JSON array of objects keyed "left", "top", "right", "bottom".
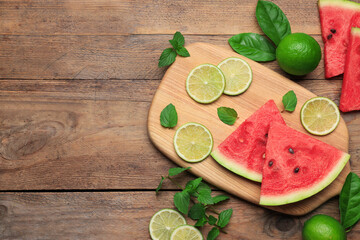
[
  {"left": 276, "top": 33, "right": 321, "bottom": 76},
  {"left": 149, "top": 209, "right": 187, "bottom": 240},
  {"left": 170, "top": 225, "right": 203, "bottom": 240},
  {"left": 302, "top": 214, "right": 346, "bottom": 240}
]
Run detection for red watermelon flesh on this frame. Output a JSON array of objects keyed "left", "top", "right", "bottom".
[
  {"left": 319, "top": 0, "right": 360, "bottom": 78},
  {"left": 260, "top": 122, "right": 350, "bottom": 206},
  {"left": 340, "top": 28, "right": 360, "bottom": 112},
  {"left": 211, "top": 100, "right": 285, "bottom": 182}
]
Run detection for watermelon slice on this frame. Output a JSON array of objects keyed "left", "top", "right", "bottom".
[
  {"left": 339, "top": 27, "right": 360, "bottom": 112},
  {"left": 260, "top": 122, "right": 350, "bottom": 206},
  {"left": 318, "top": 0, "right": 360, "bottom": 78},
  {"left": 211, "top": 100, "right": 285, "bottom": 182}
]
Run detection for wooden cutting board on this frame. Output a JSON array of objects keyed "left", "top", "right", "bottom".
[{"left": 147, "top": 42, "right": 350, "bottom": 216}]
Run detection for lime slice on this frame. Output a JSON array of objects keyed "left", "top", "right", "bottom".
[
  {"left": 186, "top": 64, "right": 225, "bottom": 104},
  {"left": 170, "top": 225, "right": 203, "bottom": 240},
  {"left": 174, "top": 122, "right": 213, "bottom": 163},
  {"left": 217, "top": 57, "right": 253, "bottom": 95},
  {"left": 300, "top": 97, "right": 340, "bottom": 136},
  {"left": 149, "top": 209, "right": 186, "bottom": 240}
]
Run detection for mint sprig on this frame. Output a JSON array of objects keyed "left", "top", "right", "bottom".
[
  {"left": 155, "top": 167, "right": 232, "bottom": 239},
  {"left": 158, "top": 31, "right": 190, "bottom": 67}
]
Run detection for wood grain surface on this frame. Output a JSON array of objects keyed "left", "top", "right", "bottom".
[{"left": 0, "top": 0, "right": 360, "bottom": 238}]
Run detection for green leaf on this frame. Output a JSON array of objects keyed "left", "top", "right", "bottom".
[
  {"left": 173, "top": 31, "right": 185, "bottom": 47},
  {"left": 168, "top": 167, "right": 190, "bottom": 176},
  {"left": 160, "top": 103, "right": 178, "bottom": 128},
  {"left": 185, "top": 177, "right": 203, "bottom": 194},
  {"left": 195, "top": 216, "right": 208, "bottom": 227},
  {"left": 169, "top": 39, "right": 179, "bottom": 50},
  {"left": 158, "top": 48, "right": 177, "bottom": 67},
  {"left": 282, "top": 90, "right": 297, "bottom": 112},
  {"left": 176, "top": 46, "right": 190, "bottom": 57},
  {"left": 188, "top": 203, "right": 206, "bottom": 220},
  {"left": 217, "top": 209, "right": 233, "bottom": 228},
  {"left": 212, "top": 195, "right": 230, "bottom": 204},
  {"left": 208, "top": 215, "right": 217, "bottom": 225},
  {"left": 339, "top": 172, "right": 360, "bottom": 230},
  {"left": 207, "top": 227, "right": 220, "bottom": 240},
  {"left": 156, "top": 176, "right": 165, "bottom": 193},
  {"left": 197, "top": 188, "right": 213, "bottom": 205},
  {"left": 256, "top": 0, "right": 291, "bottom": 46},
  {"left": 228, "top": 33, "right": 276, "bottom": 62},
  {"left": 217, "top": 107, "right": 238, "bottom": 125},
  {"left": 174, "top": 191, "right": 190, "bottom": 215}
]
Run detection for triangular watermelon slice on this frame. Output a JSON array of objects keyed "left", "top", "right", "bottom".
[
  {"left": 339, "top": 27, "right": 360, "bottom": 112},
  {"left": 260, "top": 122, "right": 350, "bottom": 206},
  {"left": 319, "top": 0, "right": 360, "bottom": 78},
  {"left": 211, "top": 100, "right": 285, "bottom": 182}
]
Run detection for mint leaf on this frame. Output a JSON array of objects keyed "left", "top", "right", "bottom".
[
  {"left": 217, "top": 107, "right": 238, "bottom": 125},
  {"left": 212, "top": 195, "right": 230, "bottom": 204},
  {"left": 228, "top": 33, "right": 276, "bottom": 62},
  {"left": 156, "top": 176, "right": 165, "bottom": 193},
  {"left": 174, "top": 191, "right": 190, "bottom": 215},
  {"left": 339, "top": 172, "right": 360, "bottom": 231},
  {"left": 169, "top": 39, "right": 180, "bottom": 50},
  {"left": 256, "top": 0, "right": 291, "bottom": 46},
  {"left": 158, "top": 48, "right": 177, "bottom": 67},
  {"left": 185, "top": 177, "right": 202, "bottom": 193},
  {"left": 282, "top": 90, "right": 297, "bottom": 112},
  {"left": 198, "top": 189, "right": 213, "bottom": 205},
  {"left": 160, "top": 103, "right": 178, "bottom": 128},
  {"left": 195, "top": 216, "right": 208, "bottom": 227},
  {"left": 168, "top": 167, "right": 190, "bottom": 176},
  {"left": 176, "top": 46, "right": 190, "bottom": 57},
  {"left": 208, "top": 215, "right": 217, "bottom": 225},
  {"left": 217, "top": 209, "right": 233, "bottom": 228},
  {"left": 188, "top": 203, "right": 206, "bottom": 220},
  {"left": 207, "top": 227, "right": 220, "bottom": 240},
  {"left": 173, "top": 31, "right": 185, "bottom": 47}
]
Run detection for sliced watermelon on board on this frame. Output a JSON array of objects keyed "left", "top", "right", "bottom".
[
  {"left": 211, "top": 100, "right": 285, "bottom": 182},
  {"left": 318, "top": 0, "right": 360, "bottom": 78},
  {"left": 340, "top": 27, "right": 360, "bottom": 112},
  {"left": 260, "top": 122, "right": 350, "bottom": 206}
]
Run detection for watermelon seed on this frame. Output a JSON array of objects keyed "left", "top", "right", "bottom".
[
  {"left": 330, "top": 29, "right": 336, "bottom": 34},
  {"left": 268, "top": 160, "right": 273, "bottom": 167},
  {"left": 265, "top": 133, "right": 268, "bottom": 138},
  {"left": 294, "top": 167, "right": 299, "bottom": 173},
  {"left": 288, "top": 148, "right": 294, "bottom": 154},
  {"left": 327, "top": 34, "right": 333, "bottom": 40},
  {"left": 262, "top": 153, "right": 266, "bottom": 159}
]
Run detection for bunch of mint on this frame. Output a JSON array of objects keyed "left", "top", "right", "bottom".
[{"left": 158, "top": 32, "right": 190, "bottom": 67}]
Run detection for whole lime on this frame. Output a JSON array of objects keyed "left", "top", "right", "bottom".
[
  {"left": 276, "top": 33, "right": 321, "bottom": 76},
  {"left": 302, "top": 214, "right": 347, "bottom": 240}
]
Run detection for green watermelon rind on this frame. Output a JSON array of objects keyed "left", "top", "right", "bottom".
[
  {"left": 211, "top": 148, "right": 262, "bottom": 182},
  {"left": 259, "top": 152, "right": 350, "bottom": 206},
  {"left": 319, "top": 0, "right": 360, "bottom": 9},
  {"left": 352, "top": 27, "right": 360, "bottom": 35}
]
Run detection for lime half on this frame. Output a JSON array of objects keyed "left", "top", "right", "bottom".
[
  {"left": 186, "top": 64, "right": 225, "bottom": 104},
  {"left": 174, "top": 122, "right": 213, "bottom": 163},
  {"left": 170, "top": 225, "right": 203, "bottom": 240},
  {"left": 300, "top": 97, "right": 340, "bottom": 136},
  {"left": 149, "top": 209, "right": 186, "bottom": 240},
  {"left": 217, "top": 57, "right": 252, "bottom": 95}
]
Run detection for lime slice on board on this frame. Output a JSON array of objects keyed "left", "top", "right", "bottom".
[
  {"left": 217, "top": 57, "right": 253, "bottom": 95},
  {"left": 170, "top": 225, "right": 204, "bottom": 240},
  {"left": 174, "top": 122, "right": 213, "bottom": 163},
  {"left": 186, "top": 64, "right": 225, "bottom": 104},
  {"left": 149, "top": 209, "right": 186, "bottom": 240},
  {"left": 300, "top": 97, "right": 340, "bottom": 136}
]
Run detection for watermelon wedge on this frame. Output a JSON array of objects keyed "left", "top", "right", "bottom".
[
  {"left": 318, "top": 0, "right": 360, "bottom": 78},
  {"left": 260, "top": 122, "right": 350, "bottom": 206},
  {"left": 339, "top": 27, "right": 360, "bottom": 112},
  {"left": 211, "top": 100, "right": 285, "bottom": 182}
]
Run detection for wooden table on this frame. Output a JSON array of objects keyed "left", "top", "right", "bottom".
[{"left": 0, "top": 0, "right": 359, "bottom": 239}]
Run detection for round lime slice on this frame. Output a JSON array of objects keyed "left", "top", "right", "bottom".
[{"left": 149, "top": 209, "right": 186, "bottom": 240}]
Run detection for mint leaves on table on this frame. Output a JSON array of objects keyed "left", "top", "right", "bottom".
[
  {"left": 256, "top": 0, "right": 291, "bottom": 46},
  {"left": 339, "top": 172, "right": 360, "bottom": 232},
  {"left": 282, "top": 90, "right": 297, "bottom": 112},
  {"left": 156, "top": 167, "right": 232, "bottom": 239},
  {"left": 217, "top": 107, "right": 238, "bottom": 125},
  {"left": 229, "top": 0, "right": 291, "bottom": 62},
  {"left": 160, "top": 103, "right": 178, "bottom": 128},
  {"left": 158, "top": 31, "right": 190, "bottom": 67}
]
